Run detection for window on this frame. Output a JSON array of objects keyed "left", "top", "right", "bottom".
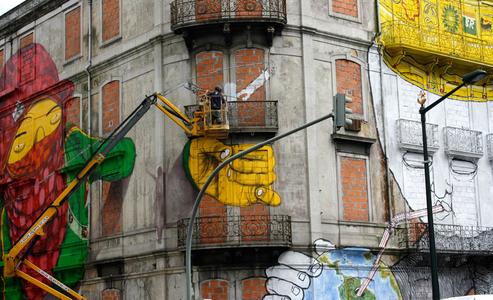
[
  {"left": 194, "top": 48, "right": 269, "bottom": 127},
  {"left": 330, "top": 0, "right": 360, "bottom": 21},
  {"left": 101, "top": 80, "right": 120, "bottom": 135},
  {"left": 19, "top": 33, "right": 35, "bottom": 84},
  {"left": 101, "top": 0, "right": 121, "bottom": 44},
  {"left": 65, "top": 96, "right": 81, "bottom": 128},
  {"left": 201, "top": 279, "right": 229, "bottom": 299},
  {"left": 101, "top": 80, "right": 122, "bottom": 237},
  {"left": 335, "top": 59, "right": 364, "bottom": 119},
  {"left": 65, "top": 6, "right": 81, "bottom": 61},
  {"left": 20, "top": 32, "right": 34, "bottom": 49},
  {"left": 339, "top": 154, "right": 370, "bottom": 222}
]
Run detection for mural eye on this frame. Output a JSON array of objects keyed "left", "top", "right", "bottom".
[
  {"left": 14, "top": 143, "right": 25, "bottom": 153},
  {"left": 50, "top": 111, "right": 61, "bottom": 125}
]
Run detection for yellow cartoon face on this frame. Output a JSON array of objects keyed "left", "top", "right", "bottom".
[{"left": 8, "top": 99, "right": 62, "bottom": 164}]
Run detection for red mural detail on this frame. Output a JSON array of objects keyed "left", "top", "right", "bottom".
[{"left": 0, "top": 44, "right": 74, "bottom": 300}]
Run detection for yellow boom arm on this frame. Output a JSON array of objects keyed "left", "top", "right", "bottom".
[{"left": 2, "top": 92, "right": 222, "bottom": 299}]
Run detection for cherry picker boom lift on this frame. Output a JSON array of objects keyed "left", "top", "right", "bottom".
[{"left": 2, "top": 92, "right": 229, "bottom": 300}]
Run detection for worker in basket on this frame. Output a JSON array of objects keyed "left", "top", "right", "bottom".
[{"left": 208, "top": 86, "right": 226, "bottom": 125}]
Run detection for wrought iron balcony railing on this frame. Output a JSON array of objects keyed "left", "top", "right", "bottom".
[
  {"left": 177, "top": 215, "right": 292, "bottom": 249},
  {"left": 185, "top": 100, "right": 278, "bottom": 133},
  {"left": 487, "top": 133, "right": 493, "bottom": 161},
  {"left": 400, "top": 223, "right": 493, "bottom": 254},
  {"left": 443, "top": 126, "right": 483, "bottom": 159},
  {"left": 170, "top": 0, "right": 287, "bottom": 31},
  {"left": 397, "top": 119, "right": 439, "bottom": 153}
]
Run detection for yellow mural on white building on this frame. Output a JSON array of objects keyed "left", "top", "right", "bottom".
[{"left": 379, "top": 0, "right": 493, "bottom": 101}]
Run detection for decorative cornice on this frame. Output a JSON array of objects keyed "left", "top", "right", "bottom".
[{"left": 0, "top": 0, "right": 69, "bottom": 38}]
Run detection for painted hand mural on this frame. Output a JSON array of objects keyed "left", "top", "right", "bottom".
[
  {"left": 264, "top": 239, "right": 403, "bottom": 300},
  {"left": 0, "top": 44, "right": 136, "bottom": 300},
  {"left": 183, "top": 137, "right": 280, "bottom": 206}
]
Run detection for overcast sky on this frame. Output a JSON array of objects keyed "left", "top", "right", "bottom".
[{"left": 0, "top": 0, "right": 27, "bottom": 16}]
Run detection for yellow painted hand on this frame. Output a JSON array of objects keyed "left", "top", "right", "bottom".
[{"left": 184, "top": 138, "right": 280, "bottom": 207}]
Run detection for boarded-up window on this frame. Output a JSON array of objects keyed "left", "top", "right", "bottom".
[{"left": 65, "top": 7, "right": 81, "bottom": 60}]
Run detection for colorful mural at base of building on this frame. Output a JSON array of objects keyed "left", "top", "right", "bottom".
[
  {"left": 263, "top": 239, "right": 402, "bottom": 300},
  {"left": 0, "top": 44, "right": 136, "bottom": 300},
  {"left": 183, "top": 137, "right": 280, "bottom": 207}
]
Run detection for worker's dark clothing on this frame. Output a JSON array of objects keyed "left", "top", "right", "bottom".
[{"left": 210, "top": 91, "right": 222, "bottom": 110}]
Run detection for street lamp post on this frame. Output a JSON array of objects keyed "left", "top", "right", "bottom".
[
  {"left": 418, "top": 69, "right": 486, "bottom": 300},
  {"left": 185, "top": 113, "right": 335, "bottom": 300}
]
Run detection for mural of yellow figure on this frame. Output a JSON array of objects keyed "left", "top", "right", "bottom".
[
  {"left": 183, "top": 138, "right": 280, "bottom": 207},
  {"left": 8, "top": 99, "right": 62, "bottom": 164}
]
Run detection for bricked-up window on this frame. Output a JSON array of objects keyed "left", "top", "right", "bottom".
[
  {"left": 335, "top": 59, "right": 363, "bottom": 116},
  {"left": 240, "top": 203, "right": 269, "bottom": 242},
  {"left": 101, "top": 288, "right": 121, "bottom": 300},
  {"left": 19, "top": 40, "right": 35, "bottom": 84},
  {"left": 65, "top": 7, "right": 81, "bottom": 61},
  {"left": 20, "top": 33, "right": 34, "bottom": 49},
  {"left": 340, "top": 156, "right": 369, "bottom": 222},
  {"left": 0, "top": 49, "right": 4, "bottom": 70},
  {"left": 201, "top": 279, "right": 229, "bottom": 300},
  {"left": 236, "top": 0, "right": 263, "bottom": 17},
  {"left": 332, "top": 0, "right": 358, "bottom": 18},
  {"left": 242, "top": 277, "right": 267, "bottom": 300},
  {"left": 65, "top": 96, "right": 81, "bottom": 127},
  {"left": 102, "top": 80, "right": 120, "bottom": 135},
  {"left": 195, "top": 50, "right": 228, "bottom": 243},
  {"left": 195, "top": 0, "right": 222, "bottom": 21},
  {"left": 196, "top": 50, "right": 224, "bottom": 90},
  {"left": 101, "top": 80, "right": 122, "bottom": 236},
  {"left": 102, "top": 181, "right": 123, "bottom": 236},
  {"left": 0, "top": 48, "right": 4, "bottom": 90},
  {"left": 102, "top": 0, "right": 120, "bottom": 43},
  {"left": 235, "top": 48, "right": 266, "bottom": 126}
]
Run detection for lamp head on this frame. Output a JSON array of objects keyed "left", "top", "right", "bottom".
[{"left": 462, "top": 69, "right": 487, "bottom": 85}]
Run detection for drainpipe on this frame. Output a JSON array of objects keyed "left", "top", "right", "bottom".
[{"left": 85, "top": 0, "right": 93, "bottom": 244}]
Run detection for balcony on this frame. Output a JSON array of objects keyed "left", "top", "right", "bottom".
[
  {"left": 185, "top": 100, "right": 278, "bottom": 134},
  {"left": 177, "top": 215, "right": 292, "bottom": 250},
  {"left": 378, "top": 0, "right": 493, "bottom": 101},
  {"left": 443, "top": 126, "right": 483, "bottom": 160},
  {"left": 487, "top": 133, "right": 493, "bottom": 161},
  {"left": 402, "top": 223, "right": 493, "bottom": 255},
  {"left": 170, "top": 0, "right": 286, "bottom": 48},
  {"left": 380, "top": 0, "right": 493, "bottom": 67},
  {"left": 397, "top": 119, "right": 439, "bottom": 153}
]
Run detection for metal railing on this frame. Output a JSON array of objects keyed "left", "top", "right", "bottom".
[
  {"left": 170, "top": 0, "right": 287, "bottom": 30},
  {"left": 177, "top": 215, "right": 291, "bottom": 249},
  {"left": 397, "top": 119, "right": 439, "bottom": 153},
  {"left": 443, "top": 126, "right": 483, "bottom": 159},
  {"left": 400, "top": 223, "right": 493, "bottom": 254},
  {"left": 185, "top": 100, "right": 278, "bottom": 133}
]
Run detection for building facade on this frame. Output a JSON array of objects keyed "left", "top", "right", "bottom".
[{"left": 0, "top": 0, "right": 491, "bottom": 299}]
